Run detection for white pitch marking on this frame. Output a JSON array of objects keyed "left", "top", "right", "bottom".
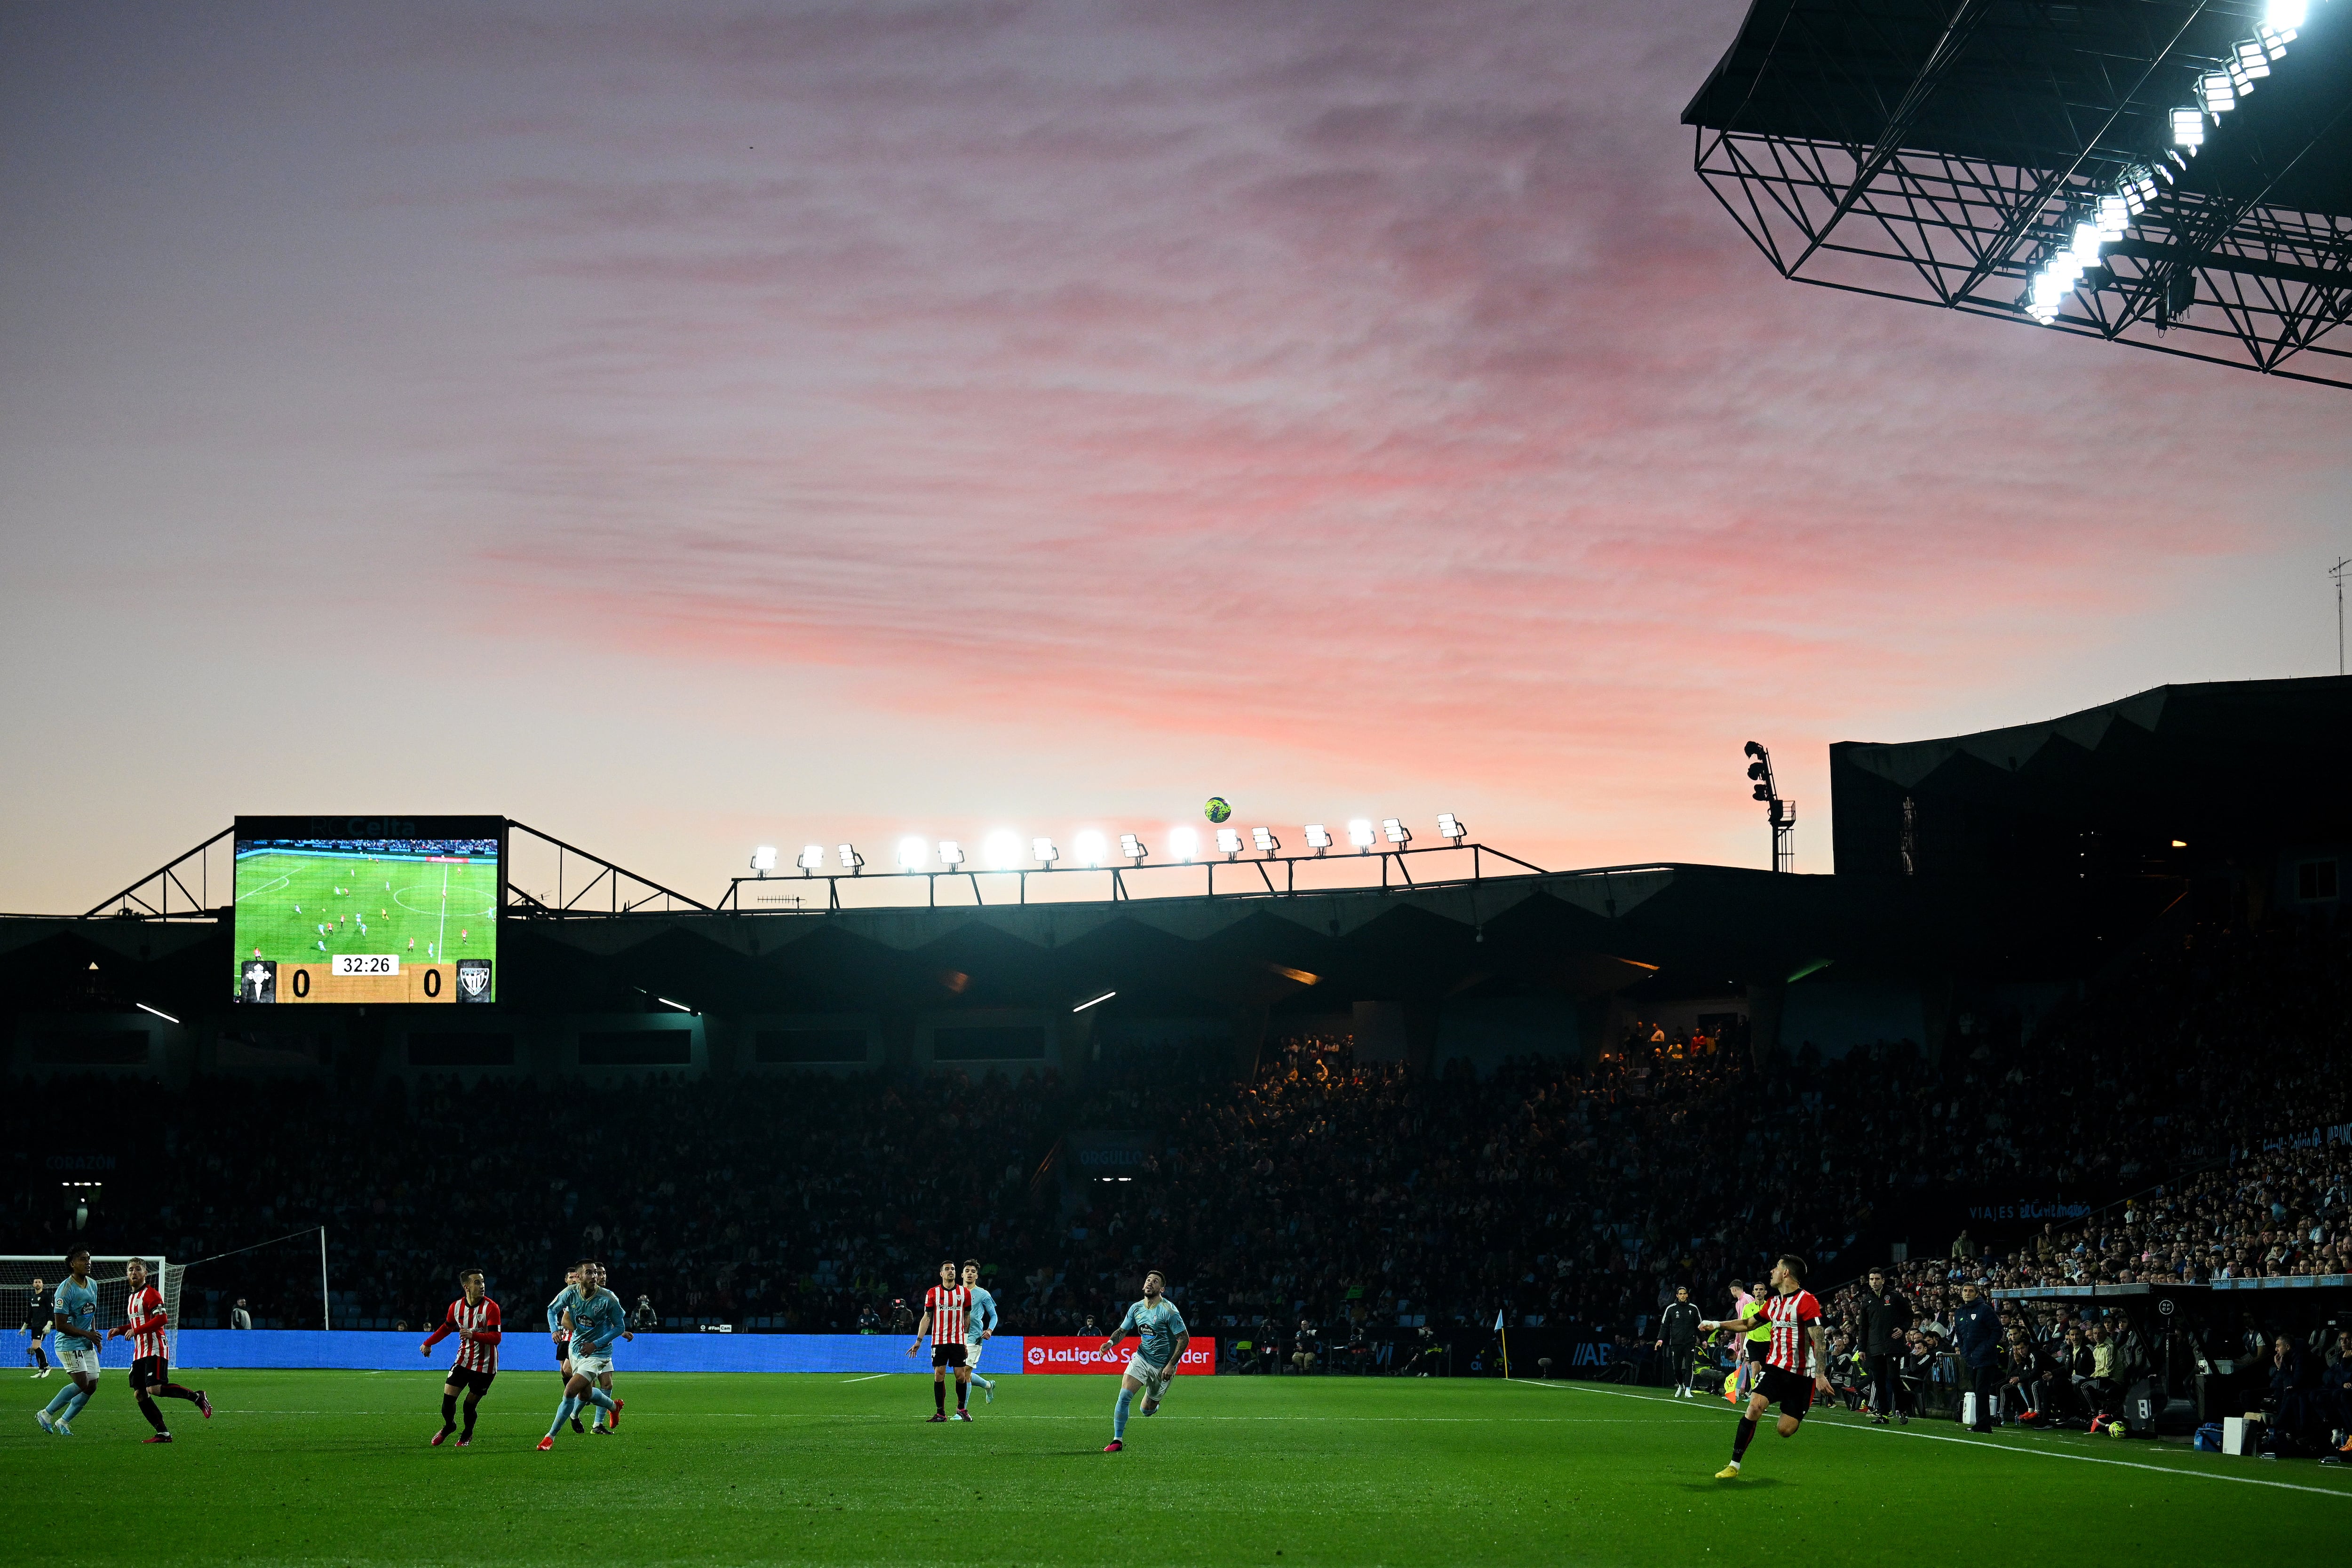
[{"left": 1508, "top": 1378, "right": 2352, "bottom": 1499}]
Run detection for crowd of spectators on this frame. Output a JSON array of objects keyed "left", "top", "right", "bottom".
[{"left": 2, "top": 917, "right": 2345, "bottom": 1423}]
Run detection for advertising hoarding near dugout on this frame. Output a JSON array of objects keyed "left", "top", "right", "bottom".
[{"left": 231, "top": 816, "right": 505, "bottom": 1006}]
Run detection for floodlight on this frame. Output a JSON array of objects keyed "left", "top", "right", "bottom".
[
  {"left": 1437, "top": 812, "right": 1466, "bottom": 842},
  {"left": 1347, "top": 819, "right": 1374, "bottom": 852},
  {"left": 1073, "top": 829, "right": 1107, "bottom": 867},
  {"left": 896, "top": 836, "right": 928, "bottom": 871},
  {"left": 2258, "top": 24, "right": 2293, "bottom": 58},
  {"left": 1032, "top": 836, "right": 1060, "bottom": 866},
  {"left": 1216, "top": 828, "right": 1243, "bottom": 859},
  {"left": 2172, "top": 107, "right": 2205, "bottom": 148},
  {"left": 836, "top": 843, "right": 863, "bottom": 873},
  {"left": 2235, "top": 41, "right": 2272, "bottom": 83},
  {"left": 1252, "top": 826, "right": 1280, "bottom": 855},
  {"left": 1119, "top": 833, "right": 1148, "bottom": 863},
  {"left": 982, "top": 829, "right": 1021, "bottom": 870},
  {"left": 2199, "top": 72, "right": 2234, "bottom": 115},
  {"left": 1304, "top": 823, "right": 1332, "bottom": 856},
  {"left": 797, "top": 844, "right": 826, "bottom": 873},
  {"left": 750, "top": 845, "right": 779, "bottom": 875},
  {"left": 2068, "top": 222, "right": 2102, "bottom": 264},
  {"left": 938, "top": 840, "right": 966, "bottom": 868},
  {"left": 1381, "top": 818, "right": 1410, "bottom": 845},
  {"left": 2094, "top": 196, "right": 2128, "bottom": 238},
  {"left": 2266, "top": 0, "right": 2306, "bottom": 33},
  {"left": 1169, "top": 826, "right": 1200, "bottom": 862}
]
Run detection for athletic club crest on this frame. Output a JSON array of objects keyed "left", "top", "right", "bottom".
[{"left": 455, "top": 959, "right": 493, "bottom": 1003}]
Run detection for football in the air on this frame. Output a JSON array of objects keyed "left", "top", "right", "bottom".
[{"left": 1203, "top": 796, "right": 1232, "bottom": 823}]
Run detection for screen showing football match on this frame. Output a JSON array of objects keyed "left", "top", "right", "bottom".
[{"left": 232, "top": 816, "right": 502, "bottom": 1004}]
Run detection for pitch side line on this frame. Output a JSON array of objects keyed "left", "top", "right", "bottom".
[
  {"left": 233, "top": 875, "right": 290, "bottom": 902},
  {"left": 1508, "top": 1378, "right": 2352, "bottom": 1499},
  {"left": 840, "top": 1372, "right": 891, "bottom": 1383}
]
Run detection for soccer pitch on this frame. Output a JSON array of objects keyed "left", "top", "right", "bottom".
[
  {"left": 4, "top": 1373, "right": 2344, "bottom": 1565},
  {"left": 232, "top": 851, "right": 498, "bottom": 1000}
]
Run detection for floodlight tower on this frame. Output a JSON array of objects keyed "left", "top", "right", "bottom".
[
  {"left": 2332, "top": 556, "right": 2351, "bottom": 676},
  {"left": 1744, "top": 741, "right": 1796, "bottom": 874}
]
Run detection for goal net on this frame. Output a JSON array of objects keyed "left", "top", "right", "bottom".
[{"left": 1, "top": 1255, "right": 183, "bottom": 1364}]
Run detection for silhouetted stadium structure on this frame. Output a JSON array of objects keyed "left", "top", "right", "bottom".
[
  {"left": 2, "top": 677, "right": 2345, "bottom": 1425},
  {"left": 1686, "top": 1, "right": 2352, "bottom": 386}
]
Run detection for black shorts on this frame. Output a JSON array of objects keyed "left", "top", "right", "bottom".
[
  {"left": 129, "top": 1355, "right": 170, "bottom": 1392},
  {"left": 444, "top": 1367, "right": 496, "bottom": 1396},
  {"left": 1745, "top": 1339, "right": 1769, "bottom": 1363},
  {"left": 1756, "top": 1362, "right": 1816, "bottom": 1418},
  {"left": 555, "top": 1337, "right": 572, "bottom": 1365},
  {"left": 932, "top": 1342, "right": 968, "bottom": 1369}
]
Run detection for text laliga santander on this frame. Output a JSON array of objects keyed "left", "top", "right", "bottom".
[{"left": 1021, "top": 1338, "right": 1216, "bottom": 1374}]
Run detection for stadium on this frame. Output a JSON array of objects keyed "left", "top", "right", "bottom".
[{"left": 5, "top": 3, "right": 2351, "bottom": 1566}]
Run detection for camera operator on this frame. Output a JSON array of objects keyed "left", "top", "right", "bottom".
[
  {"left": 1858, "top": 1267, "right": 1913, "bottom": 1425},
  {"left": 1404, "top": 1325, "right": 1446, "bottom": 1377}
]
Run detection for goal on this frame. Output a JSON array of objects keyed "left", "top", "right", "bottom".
[{"left": 2, "top": 1254, "right": 183, "bottom": 1363}]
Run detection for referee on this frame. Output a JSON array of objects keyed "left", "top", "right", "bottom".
[
  {"left": 22, "top": 1277, "right": 51, "bottom": 1377},
  {"left": 1655, "top": 1285, "right": 1703, "bottom": 1398}
]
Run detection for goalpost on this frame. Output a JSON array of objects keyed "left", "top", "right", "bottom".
[{"left": 1, "top": 1255, "right": 183, "bottom": 1364}]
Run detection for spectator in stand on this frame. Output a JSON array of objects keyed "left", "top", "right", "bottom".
[
  {"left": 1951, "top": 1280, "right": 2002, "bottom": 1432},
  {"left": 855, "top": 1304, "right": 881, "bottom": 1335},
  {"left": 230, "top": 1299, "right": 252, "bottom": 1331},
  {"left": 1858, "top": 1267, "right": 1912, "bottom": 1424},
  {"left": 630, "top": 1295, "right": 658, "bottom": 1333}
]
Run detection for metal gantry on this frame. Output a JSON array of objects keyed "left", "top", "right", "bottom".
[{"left": 1686, "top": 0, "right": 2352, "bottom": 387}]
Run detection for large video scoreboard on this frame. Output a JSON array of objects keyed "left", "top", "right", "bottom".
[{"left": 232, "top": 816, "right": 503, "bottom": 1005}]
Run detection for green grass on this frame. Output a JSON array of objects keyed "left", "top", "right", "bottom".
[
  {"left": 4, "top": 1372, "right": 2345, "bottom": 1565},
  {"left": 232, "top": 851, "right": 498, "bottom": 998}
]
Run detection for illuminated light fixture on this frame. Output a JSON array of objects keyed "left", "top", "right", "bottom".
[
  {"left": 797, "top": 844, "right": 826, "bottom": 873},
  {"left": 2171, "top": 838, "right": 2189, "bottom": 849},
  {"left": 1252, "top": 827, "right": 1280, "bottom": 855},
  {"left": 1072, "top": 988, "right": 1116, "bottom": 1013},
  {"left": 655, "top": 995, "right": 695, "bottom": 1013},
  {"left": 983, "top": 829, "right": 1021, "bottom": 870},
  {"left": 896, "top": 836, "right": 929, "bottom": 871},
  {"left": 1073, "top": 829, "right": 1107, "bottom": 867},
  {"left": 1269, "top": 963, "right": 1319, "bottom": 986},
  {"left": 750, "top": 845, "right": 779, "bottom": 875},
  {"left": 1381, "top": 818, "right": 1410, "bottom": 846},
  {"left": 1437, "top": 812, "right": 1467, "bottom": 842},
  {"left": 1119, "top": 833, "right": 1147, "bottom": 863},
  {"left": 135, "top": 1002, "right": 181, "bottom": 1025},
  {"left": 2172, "top": 107, "right": 2206, "bottom": 148},
  {"left": 2069, "top": 222, "right": 2103, "bottom": 264},
  {"left": 938, "top": 840, "right": 966, "bottom": 868},
  {"left": 836, "top": 843, "right": 864, "bottom": 874},
  {"left": 2198, "top": 72, "right": 2235, "bottom": 115},
  {"left": 1169, "top": 826, "right": 1200, "bottom": 863},
  {"left": 2258, "top": 24, "right": 2294, "bottom": 58},
  {"left": 2094, "top": 195, "right": 2129, "bottom": 239},
  {"left": 1215, "top": 828, "right": 1243, "bottom": 859},
  {"left": 2266, "top": 0, "right": 2306, "bottom": 33},
  {"left": 1347, "top": 819, "right": 1375, "bottom": 853},
  {"left": 2234, "top": 40, "right": 2271, "bottom": 83},
  {"left": 1031, "top": 836, "right": 1060, "bottom": 867},
  {"left": 1304, "top": 823, "right": 1332, "bottom": 856}
]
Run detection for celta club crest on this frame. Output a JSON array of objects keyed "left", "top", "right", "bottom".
[
  {"left": 240, "top": 960, "right": 276, "bottom": 1004},
  {"left": 455, "top": 959, "right": 493, "bottom": 1003}
]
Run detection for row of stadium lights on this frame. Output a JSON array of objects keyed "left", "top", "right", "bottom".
[
  {"left": 749, "top": 814, "right": 1469, "bottom": 876},
  {"left": 2024, "top": 0, "right": 2316, "bottom": 326}
]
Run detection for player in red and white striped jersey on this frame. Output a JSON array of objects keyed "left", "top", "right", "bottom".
[
  {"left": 906, "top": 1261, "right": 975, "bottom": 1421},
  {"left": 421, "top": 1269, "right": 503, "bottom": 1447},
  {"left": 1699, "top": 1253, "right": 1831, "bottom": 1479},
  {"left": 108, "top": 1259, "right": 211, "bottom": 1443}
]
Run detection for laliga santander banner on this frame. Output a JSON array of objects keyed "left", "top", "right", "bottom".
[{"left": 1024, "top": 1337, "right": 1216, "bottom": 1375}]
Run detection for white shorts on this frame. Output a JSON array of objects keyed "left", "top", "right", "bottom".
[
  {"left": 1124, "top": 1353, "right": 1173, "bottom": 1398},
  {"left": 964, "top": 1339, "right": 987, "bottom": 1371},
  {"left": 57, "top": 1340, "right": 100, "bottom": 1379},
  {"left": 569, "top": 1351, "right": 613, "bottom": 1377}
]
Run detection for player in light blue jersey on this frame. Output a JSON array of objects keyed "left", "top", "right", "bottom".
[
  {"left": 1097, "top": 1269, "right": 1188, "bottom": 1453},
  {"left": 539, "top": 1261, "right": 628, "bottom": 1449},
  {"left": 960, "top": 1260, "right": 998, "bottom": 1403},
  {"left": 36, "top": 1250, "right": 103, "bottom": 1435}
]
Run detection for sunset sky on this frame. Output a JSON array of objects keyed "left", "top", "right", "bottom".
[{"left": 4, "top": 0, "right": 2349, "bottom": 913}]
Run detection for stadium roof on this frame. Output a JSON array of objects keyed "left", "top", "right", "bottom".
[{"left": 1684, "top": 0, "right": 2352, "bottom": 384}]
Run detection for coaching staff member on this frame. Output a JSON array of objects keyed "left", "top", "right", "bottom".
[
  {"left": 1950, "top": 1280, "right": 2002, "bottom": 1431},
  {"left": 1655, "top": 1285, "right": 1704, "bottom": 1398},
  {"left": 1859, "top": 1268, "right": 1913, "bottom": 1424}
]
